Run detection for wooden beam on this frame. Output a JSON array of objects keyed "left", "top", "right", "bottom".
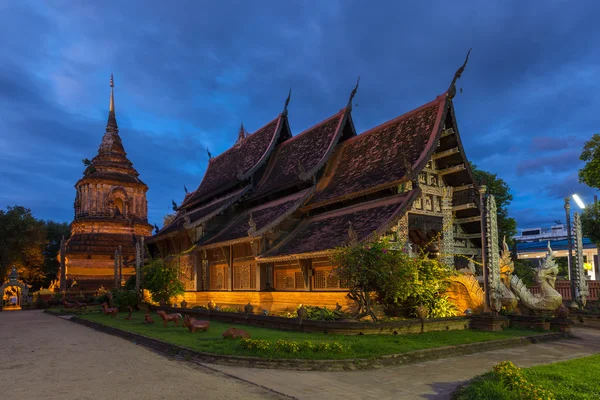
[
  {"left": 454, "top": 216, "right": 481, "bottom": 224},
  {"left": 453, "top": 184, "right": 475, "bottom": 192},
  {"left": 440, "top": 164, "right": 466, "bottom": 176},
  {"left": 441, "top": 128, "right": 455, "bottom": 137},
  {"left": 456, "top": 233, "right": 482, "bottom": 240},
  {"left": 453, "top": 203, "right": 478, "bottom": 211},
  {"left": 432, "top": 147, "right": 460, "bottom": 160}
]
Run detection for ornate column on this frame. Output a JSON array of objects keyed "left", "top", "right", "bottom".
[
  {"left": 485, "top": 195, "right": 502, "bottom": 313},
  {"left": 59, "top": 236, "right": 67, "bottom": 295},
  {"left": 114, "top": 249, "right": 119, "bottom": 289},
  {"left": 135, "top": 241, "right": 141, "bottom": 291},
  {"left": 573, "top": 212, "right": 589, "bottom": 308},
  {"left": 478, "top": 185, "right": 488, "bottom": 309},
  {"left": 441, "top": 187, "right": 454, "bottom": 267}
]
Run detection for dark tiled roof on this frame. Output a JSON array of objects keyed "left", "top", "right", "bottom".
[
  {"left": 152, "top": 186, "right": 250, "bottom": 239},
  {"left": 259, "top": 190, "right": 419, "bottom": 260},
  {"left": 66, "top": 233, "right": 137, "bottom": 256},
  {"left": 182, "top": 115, "right": 286, "bottom": 207},
  {"left": 308, "top": 95, "right": 447, "bottom": 207},
  {"left": 252, "top": 109, "right": 348, "bottom": 198},
  {"left": 201, "top": 188, "right": 312, "bottom": 247}
]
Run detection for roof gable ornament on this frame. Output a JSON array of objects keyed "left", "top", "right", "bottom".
[
  {"left": 184, "top": 184, "right": 188, "bottom": 194},
  {"left": 207, "top": 147, "right": 212, "bottom": 160},
  {"left": 447, "top": 49, "right": 472, "bottom": 100},
  {"left": 282, "top": 88, "right": 292, "bottom": 116},
  {"left": 236, "top": 123, "right": 246, "bottom": 144},
  {"left": 347, "top": 76, "right": 360, "bottom": 111},
  {"left": 247, "top": 213, "right": 257, "bottom": 235},
  {"left": 347, "top": 222, "right": 359, "bottom": 245}
]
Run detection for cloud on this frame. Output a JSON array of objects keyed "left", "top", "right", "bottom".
[{"left": 1, "top": 0, "right": 600, "bottom": 230}]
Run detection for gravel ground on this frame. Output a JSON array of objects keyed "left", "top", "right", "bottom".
[{"left": 0, "top": 310, "right": 288, "bottom": 400}]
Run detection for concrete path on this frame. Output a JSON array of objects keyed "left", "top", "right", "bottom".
[
  {"left": 204, "top": 328, "right": 600, "bottom": 400},
  {"left": 3, "top": 311, "right": 600, "bottom": 400},
  {"left": 0, "top": 310, "right": 287, "bottom": 400}
]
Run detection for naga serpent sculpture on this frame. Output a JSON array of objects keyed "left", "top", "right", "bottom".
[
  {"left": 448, "top": 240, "right": 562, "bottom": 314},
  {"left": 510, "top": 242, "right": 562, "bottom": 312}
]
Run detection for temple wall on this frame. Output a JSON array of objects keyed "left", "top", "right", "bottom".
[{"left": 179, "top": 291, "right": 355, "bottom": 314}]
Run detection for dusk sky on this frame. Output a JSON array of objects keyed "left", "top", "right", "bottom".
[{"left": 1, "top": 1, "right": 599, "bottom": 230}]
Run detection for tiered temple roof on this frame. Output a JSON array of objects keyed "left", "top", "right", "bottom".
[
  {"left": 152, "top": 66, "right": 480, "bottom": 260},
  {"left": 181, "top": 114, "right": 291, "bottom": 208},
  {"left": 307, "top": 96, "right": 446, "bottom": 208}
]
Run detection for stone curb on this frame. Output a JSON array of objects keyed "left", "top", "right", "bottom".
[{"left": 47, "top": 311, "right": 572, "bottom": 371}]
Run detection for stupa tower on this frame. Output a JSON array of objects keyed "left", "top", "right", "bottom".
[{"left": 63, "top": 75, "right": 153, "bottom": 289}]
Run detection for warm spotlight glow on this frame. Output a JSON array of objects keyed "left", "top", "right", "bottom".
[{"left": 572, "top": 194, "right": 585, "bottom": 209}]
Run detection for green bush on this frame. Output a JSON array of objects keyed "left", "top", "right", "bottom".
[
  {"left": 124, "top": 275, "right": 136, "bottom": 290},
  {"left": 112, "top": 290, "right": 138, "bottom": 311},
  {"left": 143, "top": 258, "right": 185, "bottom": 305}
]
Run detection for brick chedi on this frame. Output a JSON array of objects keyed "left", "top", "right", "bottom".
[{"left": 64, "top": 75, "right": 153, "bottom": 290}]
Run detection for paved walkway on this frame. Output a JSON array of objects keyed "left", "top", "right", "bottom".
[
  {"left": 204, "top": 328, "right": 600, "bottom": 400},
  {"left": 0, "top": 310, "right": 287, "bottom": 400},
  {"left": 3, "top": 311, "right": 600, "bottom": 400}
]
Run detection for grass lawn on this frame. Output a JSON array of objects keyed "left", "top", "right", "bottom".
[
  {"left": 51, "top": 308, "right": 545, "bottom": 360},
  {"left": 453, "top": 354, "right": 600, "bottom": 400}
]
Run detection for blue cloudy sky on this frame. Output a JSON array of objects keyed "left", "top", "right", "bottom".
[{"left": 1, "top": 0, "right": 599, "bottom": 229}]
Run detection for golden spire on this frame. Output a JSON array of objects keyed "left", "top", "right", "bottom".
[
  {"left": 106, "top": 73, "right": 118, "bottom": 129},
  {"left": 109, "top": 73, "right": 115, "bottom": 112}
]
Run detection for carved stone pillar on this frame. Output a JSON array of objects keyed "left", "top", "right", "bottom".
[
  {"left": 485, "top": 195, "right": 502, "bottom": 313},
  {"left": 114, "top": 249, "right": 119, "bottom": 289},
  {"left": 573, "top": 212, "right": 589, "bottom": 307},
  {"left": 59, "top": 236, "right": 67, "bottom": 294},
  {"left": 135, "top": 241, "right": 141, "bottom": 291},
  {"left": 441, "top": 187, "right": 454, "bottom": 267}
]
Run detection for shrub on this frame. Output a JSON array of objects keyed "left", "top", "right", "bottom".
[
  {"left": 112, "top": 289, "right": 139, "bottom": 311},
  {"left": 96, "top": 293, "right": 109, "bottom": 305},
  {"left": 427, "top": 295, "right": 460, "bottom": 318},
  {"left": 219, "top": 306, "right": 240, "bottom": 313},
  {"left": 239, "top": 338, "right": 271, "bottom": 352},
  {"left": 493, "top": 361, "right": 555, "bottom": 400},
  {"left": 143, "top": 258, "right": 185, "bottom": 305},
  {"left": 275, "top": 339, "right": 301, "bottom": 354},
  {"left": 34, "top": 297, "right": 47, "bottom": 309},
  {"left": 332, "top": 238, "right": 456, "bottom": 320}
]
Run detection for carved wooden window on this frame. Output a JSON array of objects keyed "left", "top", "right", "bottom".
[
  {"left": 313, "top": 267, "right": 346, "bottom": 290},
  {"left": 233, "top": 263, "right": 257, "bottom": 290},
  {"left": 209, "top": 264, "right": 228, "bottom": 290},
  {"left": 178, "top": 255, "right": 196, "bottom": 291},
  {"left": 274, "top": 268, "right": 304, "bottom": 290}
]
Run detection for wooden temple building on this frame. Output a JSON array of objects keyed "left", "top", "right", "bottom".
[
  {"left": 148, "top": 59, "right": 483, "bottom": 312},
  {"left": 63, "top": 76, "right": 153, "bottom": 290}
]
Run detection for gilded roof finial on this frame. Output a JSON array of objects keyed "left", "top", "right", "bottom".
[
  {"left": 107, "top": 73, "right": 118, "bottom": 128},
  {"left": 237, "top": 122, "right": 246, "bottom": 143},
  {"left": 447, "top": 49, "right": 471, "bottom": 100},
  {"left": 347, "top": 76, "right": 360, "bottom": 111},
  {"left": 282, "top": 88, "right": 292, "bottom": 116}
]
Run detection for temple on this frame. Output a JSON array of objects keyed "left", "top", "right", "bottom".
[
  {"left": 63, "top": 75, "right": 153, "bottom": 290},
  {"left": 148, "top": 57, "right": 483, "bottom": 312}
]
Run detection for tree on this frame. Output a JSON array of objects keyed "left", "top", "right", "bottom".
[
  {"left": 41, "top": 221, "right": 71, "bottom": 287},
  {"left": 578, "top": 133, "right": 600, "bottom": 190},
  {"left": 581, "top": 200, "right": 600, "bottom": 246},
  {"left": 332, "top": 238, "right": 457, "bottom": 320},
  {"left": 143, "top": 258, "right": 184, "bottom": 305},
  {"left": 0, "top": 206, "right": 47, "bottom": 284},
  {"left": 470, "top": 163, "right": 517, "bottom": 246}
]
